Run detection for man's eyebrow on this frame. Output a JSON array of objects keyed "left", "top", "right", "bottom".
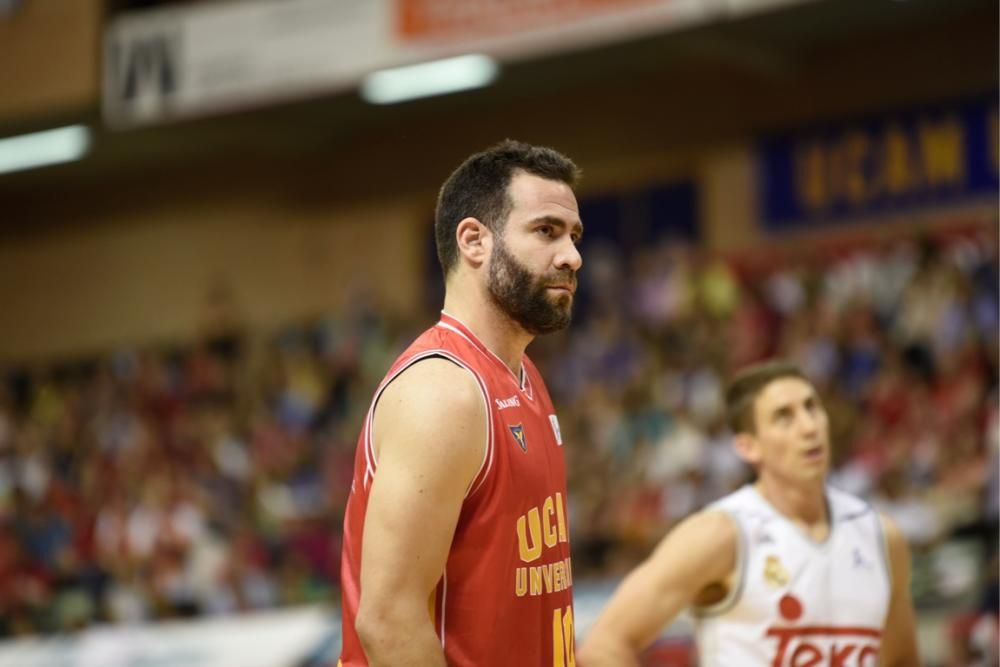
[
  {"left": 769, "top": 391, "right": 820, "bottom": 421},
  {"left": 528, "top": 216, "right": 584, "bottom": 235},
  {"left": 770, "top": 404, "right": 794, "bottom": 421}
]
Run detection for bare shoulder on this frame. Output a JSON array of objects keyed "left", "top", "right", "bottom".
[
  {"left": 372, "top": 357, "right": 487, "bottom": 464},
  {"left": 669, "top": 509, "right": 739, "bottom": 548},
  {"left": 877, "top": 512, "right": 907, "bottom": 550},
  {"left": 877, "top": 512, "right": 912, "bottom": 578},
  {"left": 379, "top": 356, "right": 484, "bottom": 410},
  {"left": 878, "top": 512, "right": 910, "bottom": 563},
  {"left": 650, "top": 509, "right": 738, "bottom": 578},
  {"left": 876, "top": 514, "right": 920, "bottom": 665},
  {"left": 600, "top": 508, "right": 739, "bottom": 618}
]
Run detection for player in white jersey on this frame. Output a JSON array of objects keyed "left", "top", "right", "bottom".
[{"left": 579, "top": 359, "right": 919, "bottom": 667}]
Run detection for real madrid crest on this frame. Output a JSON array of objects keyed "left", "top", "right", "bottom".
[{"left": 763, "top": 554, "right": 789, "bottom": 588}]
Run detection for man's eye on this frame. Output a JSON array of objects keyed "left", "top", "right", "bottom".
[{"left": 537, "top": 226, "right": 553, "bottom": 237}]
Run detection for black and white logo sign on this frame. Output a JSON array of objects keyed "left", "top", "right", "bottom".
[{"left": 104, "top": 20, "right": 182, "bottom": 125}]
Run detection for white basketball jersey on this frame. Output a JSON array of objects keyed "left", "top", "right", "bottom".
[{"left": 693, "top": 485, "right": 891, "bottom": 667}]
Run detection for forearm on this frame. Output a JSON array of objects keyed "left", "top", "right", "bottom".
[
  {"left": 356, "top": 610, "right": 447, "bottom": 667},
  {"left": 880, "top": 645, "right": 920, "bottom": 667},
  {"left": 578, "top": 635, "right": 642, "bottom": 667}
]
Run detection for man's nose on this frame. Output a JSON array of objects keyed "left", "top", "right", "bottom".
[
  {"left": 798, "top": 409, "right": 820, "bottom": 436},
  {"left": 555, "top": 238, "right": 583, "bottom": 272}
]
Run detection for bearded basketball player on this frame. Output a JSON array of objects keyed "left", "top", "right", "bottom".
[{"left": 339, "top": 140, "right": 584, "bottom": 667}]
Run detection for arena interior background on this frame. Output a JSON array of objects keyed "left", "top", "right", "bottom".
[{"left": 0, "top": 0, "right": 996, "bottom": 665}]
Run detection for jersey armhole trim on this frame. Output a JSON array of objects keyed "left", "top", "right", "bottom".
[
  {"left": 364, "top": 350, "right": 494, "bottom": 499},
  {"left": 691, "top": 510, "right": 746, "bottom": 619},
  {"left": 439, "top": 567, "right": 448, "bottom": 648}
]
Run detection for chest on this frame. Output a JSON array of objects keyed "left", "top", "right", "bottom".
[
  {"left": 736, "top": 519, "right": 890, "bottom": 628},
  {"left": 487, "top": 382, "right": 565, "bottom": 485}
]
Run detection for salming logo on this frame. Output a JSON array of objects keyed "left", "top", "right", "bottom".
[{"left": 495, "top": 395, "right": 520, "bottom": 410}]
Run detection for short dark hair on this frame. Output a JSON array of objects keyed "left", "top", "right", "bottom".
[
  {"left": 725, "top": 359, "right": 808, "bottom": 434},
  {"left": 434, "top": 139, "right": 580, "bottom": 276}
]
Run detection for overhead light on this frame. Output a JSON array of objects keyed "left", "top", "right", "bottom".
[
  {"left": 361, "top": 54, "right": 499, "bottom": 105},
  {"left": 0, "top": 125, "right": 91, "bottom": 175}
]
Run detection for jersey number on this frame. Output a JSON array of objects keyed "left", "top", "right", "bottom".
[{"left": 553, "top": 606, "right": 575, "bottom": 667}]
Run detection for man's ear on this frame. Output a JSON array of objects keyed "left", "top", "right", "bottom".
[
  {"left": 456, "top": 217, "right": 490, "bottom": 268},
  {"left": 733, "top": 431, "right": 762, "bottom": 466}
]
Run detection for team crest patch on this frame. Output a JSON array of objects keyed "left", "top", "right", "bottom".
[
  {"left": 764, "top": 554, "right": 789, "bottom": 588},
  {"left": 510, "top": 424, "right": 527, "bottom": 452}
]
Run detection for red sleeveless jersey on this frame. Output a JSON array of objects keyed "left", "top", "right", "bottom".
[{"left": 339, "top": 312, "right": 575, "bottom": 667}]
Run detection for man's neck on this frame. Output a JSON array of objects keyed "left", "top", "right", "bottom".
[
  {"left": 755, "top": 475, "right": 829, "bottom": 538},
  {"left": 442, "top": 289, "right": 533, "bottom": 377}
]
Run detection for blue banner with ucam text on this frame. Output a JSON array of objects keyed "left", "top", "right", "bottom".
[{"left": 758, "top": 95, "right": 998, "bottom": 231}]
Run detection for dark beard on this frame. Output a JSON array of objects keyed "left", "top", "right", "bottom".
[{"left": 487, "top": 236, "right": 574, "bottom": 335}]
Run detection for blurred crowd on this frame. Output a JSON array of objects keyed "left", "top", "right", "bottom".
[
  {"left": 555, "top": 230, "right": 998, "bottom": 570},
  {"left": 0, "top": 227, "right": 996, "bottom": 659}
]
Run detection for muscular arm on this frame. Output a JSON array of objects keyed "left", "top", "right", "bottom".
[
  {"left": 878, "top": 514, "right": 920, "bottom": 667},
  {"left": 578, "top": 511, "right": 738, "bottom": 667},
  {"left": 354, "top": 359, "right": 487, "bottom": 666}
]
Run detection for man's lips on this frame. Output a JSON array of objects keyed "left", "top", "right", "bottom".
[
  {"left": 803, "top": 445, "right": 825, "bottom": 460},
  {"left": 547, "top": 284, "right": 576, "bottom": 295}
]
